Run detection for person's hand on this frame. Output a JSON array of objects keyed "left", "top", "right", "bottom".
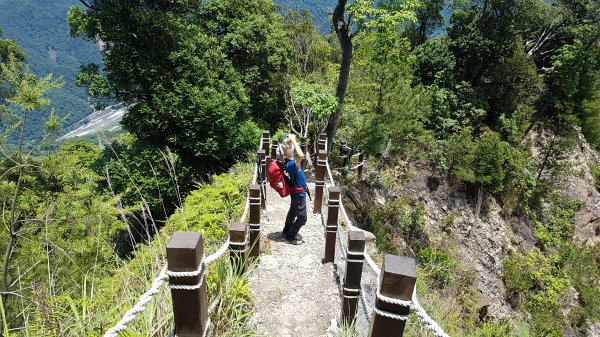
[{"left": 288, "top": 134, "right": 296, "bottom": 141}]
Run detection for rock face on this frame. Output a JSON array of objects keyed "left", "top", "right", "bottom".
[
  {"left": 560, "top": 132, "right": 600, "bottom": 246},
  {"left": 341, "top": 129, "right": 600, "bottom": 321},
  {"left": 398, "top": 172, "right": 523, "bottom": 319}
]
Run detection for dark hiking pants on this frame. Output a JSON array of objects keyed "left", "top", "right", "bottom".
[{"left": 283, "top": 193, "right": 307, "bottom": 240}]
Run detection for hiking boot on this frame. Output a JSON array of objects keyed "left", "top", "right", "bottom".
[
  {"left": 288, "top": 238, "right": 305, "bottom": 245},
  {"left": 286, "top": 234, "right": 304, "bottom": 245}
]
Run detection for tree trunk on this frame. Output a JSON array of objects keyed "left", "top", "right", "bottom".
[
  {"left": 475, "top": 184, "right": 483, "bottom": 219},
  {"left": 376, "top": 139, "right": 393, "bottom": 174},
  {"left": 536, "top": 133, "right": 556, "bottom": 180},
  {"left": 2, "top": 154, "right": 25, "bottom": 308},
  {"left": 418, "top": 20, "right": 428, "bottom": 46},
  {"left": 326, "top": 0, "right": 352, "bottom": 153}
]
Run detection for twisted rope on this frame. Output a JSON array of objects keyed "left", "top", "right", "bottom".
[
  {"left": 376, "top": 287, "right": 413, "bottom": 307},
  {"left": 411, "top": 288, "right": 451, "bottom": 337},
  {"left": 104, "top": 138, "right": 262, "bottom": 336},
  {"left": 360, "top": 284, "right": 372, "bottom": 321},
  {"left": 373, "top": 307, "right": 409, "bottom": 321},
  {"left": 324, "top": 158, "right": 381, "bottom": 276},
  {"left": 169, "top": 273, "right": 206, "bottom": 290},
  {"left": 208, "top": 295, "right": 221, "bottom": 315},
  {"left": 167, "top": 259, "right": 206, "bottom": 290},
  {"left": 323, "top": 141, "right": 450, "bottom": 337},
  {"left": 349, "top": 161, "right": 364, "bottom": 170},
  {"left": 103, "top": 266, "right": 169, "bottom": 337}
]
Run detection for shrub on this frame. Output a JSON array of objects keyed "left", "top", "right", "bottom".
[
  {"left": 503, "top": 249, "right": 570, "bottom": 336},
  {"left": 441, "top": 214, "right": 455, "bottom": 234},
  {"left": 417, "top": 246, "right": 458, "bottom": 288},
  {"left": 533, "top": 197, "right": 580, "bottom": 251},
  {"left": 590, "top": 163, "right": 600, "bottom": 191}
]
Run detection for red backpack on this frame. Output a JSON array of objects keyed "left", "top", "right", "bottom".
[{"left": 268, "top": 160, "right": 304, "bottom": 197}]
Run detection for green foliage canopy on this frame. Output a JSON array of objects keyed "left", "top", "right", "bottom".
[{"left": 68, "top": 0, "right": 265, "bottom": 173}]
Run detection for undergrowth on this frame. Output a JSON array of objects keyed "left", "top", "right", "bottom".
[
  {"left": 31, "top": 162, "right": 256, "bottom": 336},
  {"left": 503, "top": 197, "right": 600, "bottom": 336}
]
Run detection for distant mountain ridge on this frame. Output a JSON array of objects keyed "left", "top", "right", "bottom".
[
  {"left": 0, "top": 0, "right": 330, "bottom": 143},
  {"left": 275, "top": 0, "right": 333, "bottom": 32},
  {"left": 0, "top": 0, "right": 103, "bottom": 142}
]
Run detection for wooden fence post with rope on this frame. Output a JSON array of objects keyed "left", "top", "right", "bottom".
[
  {"left": 358, "top": 153, "right": 364, "bottom": 180},
  {"left": 342, "top": 230, "right": 365, "bottom": 324},
  {"left": 167, "top": 232, "right": 209, "bottom": 337},
  {"left": 271, "top": 139, "right": 278, "bottom": 160},
  {"left": 262, "top": 130, "right": 270, "bottom": 152},
  {"left": 368, "top": 254, "right": 416, "bottom": 337},
  {"left": 323, "top": 186, "right": 340, "bottom": 263},
  {"left": 318, "top": 132, "right": 327, "bottom": 152},
  {"left": 301, "top": 136, "right": 307, "bottom": 170},
  {"left": 229, "top": 222, "right": 248, "bottom": 274},
  {"left": 262, "top": 131, "right": 270, "bottom": 183},
  {"left": 313, "top": 149, "right": 327, "bottom": 214},
  {"left": 248, "top": 184, "right": 261, "bottom": 259},
  {"left": 258, "top": 149, "right": 266, "bottom": 209}
]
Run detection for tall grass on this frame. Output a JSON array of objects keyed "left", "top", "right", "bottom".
[
  {"left": 1, "top": 292, "right": 9, "bottom": 337},
  {"left": 208, "top": 258, "right": 258, "bottom": 337}
]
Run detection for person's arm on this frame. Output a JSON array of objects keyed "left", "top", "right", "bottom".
[{"left": 288, "top": 134, "right": 305, "bottom": 165}]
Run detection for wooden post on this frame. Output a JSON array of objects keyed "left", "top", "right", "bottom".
[
  {"left": 167, "top": 232, "right": 208, "bottom": 337},
  {"left": 262, "top": 130, "right": 270, "bottom": 152},
  {"left": 358, "top": 153, "right": 364, "bottom": 180},
  {"left": 300, "top": 136, "right": 307, "bottom": 170},
  {"left": 342, "top": 231, "right": 365, "bottom": 324},
  {"left": 318, "top": 132, "right": 327, "bottom": 152},
  {"left": 248, "top": 184, "right": 261, "bottom": 259},
  {"left": 368, "top": 255, "right": 416, "bottom": 337},
  {"left": 323, "top": 186, "right": 340, "bottom": 263},
  {"left": 313, "top": 150, "right": 327, "bottom": 214},
  {"left": 262, "top": 131, "right": 270, "bottom": 183},
  {"left": 265, "top": 155, "right": 271, "bottom": 183},
  {"left": 229, "top": 222, "right": 248, "bottom": 274},
  {"left": 271, "top": 139, "right": 278, "bottom": 160},
  {"left": 258, "top": 149, "right": 266, "bottom": 209},
  {"left": 341, "top": 141, "right": 349, "bottom": 167}
]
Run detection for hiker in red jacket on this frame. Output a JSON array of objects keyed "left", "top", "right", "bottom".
[{"left": 279, "top": 134, "right": 307, "bottom": 245}]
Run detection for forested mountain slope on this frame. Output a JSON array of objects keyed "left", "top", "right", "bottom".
[
  {"left": 0, "top": 0, "right": 102, "bottom": 142},
  {"left": 275, "top": 0, "right": 334, "bottom": 31},
  {"left": 0, "top": 0, "right": 328, "bottom": 143},
  {"left": 0, "top": 0, "right": 599, "bottom": 336}
]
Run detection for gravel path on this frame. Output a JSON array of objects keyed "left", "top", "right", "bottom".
[{"left": 249, "top": 182, "right": 342, "bottom": 337}]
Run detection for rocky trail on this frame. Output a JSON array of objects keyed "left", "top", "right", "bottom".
[{"left": 248, "top": 182, "right": 342, "bottom": 336}]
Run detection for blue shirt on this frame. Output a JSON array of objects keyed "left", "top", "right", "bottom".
[{"left": 284, "top": 159, "right": 306, "bottom": 197}]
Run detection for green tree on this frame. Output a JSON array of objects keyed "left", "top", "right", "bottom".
[
  {"left": 405, "top": 0, "right": 446, "bottom": 46},
  {"left": 282, "top": 10, "right": 333, "bottom": 81},
  {"left": 450, "top": 131, "right": 511, "bottom": 217},
  {"left": 197, "top": 0, "right": 291, "bottom": 129},
  {"left": 327, "top": 0, "right": 417, "bottom": 150},
  {"left": 0, "top": 26, "right": 26, "bottom": 112},
  {"left": 0, "top": 27, "right": 25, "bottom": 69},
  {"left": 285, "top": 81, "right": 337, "bottom": 141},
  {"left": 339, "top": 28, "right": 431, "bottom": 172},
  {"left": 0, "top": 46, "right": 125, "bottom": 334},
  {"left": 503, "top": 249, "right": 571, "bottom": 336},
  {"left": 0, "top": 53, "right": 63, "bottom": 309},
  {"left": 69, "top": 0, "right": 260, "bottom": 174}
]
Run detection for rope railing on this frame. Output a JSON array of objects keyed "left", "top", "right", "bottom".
[
  {"left": 103, "top": 266, "right": 169, "bottom": 337},
  {"left": 103, "top": 138, "right": 262, "bottom": 337},
  {"left": 322, "top": 142, "right": 449, "bottom": 337}
]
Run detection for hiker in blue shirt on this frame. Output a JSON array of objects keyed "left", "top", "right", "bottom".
[{"left": 279, "top": 134, "right": 307, "bottom": 245}]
